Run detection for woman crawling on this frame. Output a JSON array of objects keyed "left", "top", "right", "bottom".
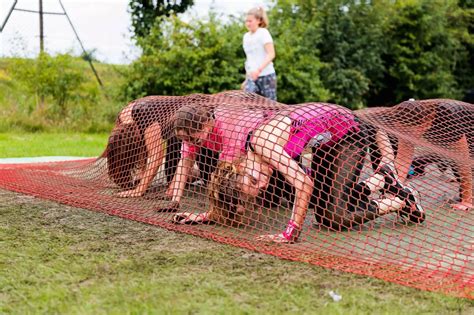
[
  {"left": 105, "top": 91, "right": 284, "bottom": 198},
  {"left": 366, "top": 98, "right": 474, "bottom": 211},
  {"left": 171, "top": 102, "right": 425, "bottom": 243},
  {"left": 105, "top": 94, "right": 213, "bottom": 197}
]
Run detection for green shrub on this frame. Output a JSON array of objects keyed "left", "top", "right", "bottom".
[
  {"left": 122, "top": 14, "right": 244, "bottom": 100},
  {"left": 1, "top": 55, "right": 124, "bottom": 133},
  {"left": 270, "top": 1, "right": 331, "bottom": 104},
  {"left": 9, "top": 53, "right": 99, "bottom": 116},
  {"left": 379, "top": 0, "right": 470, "bottom": 103}
]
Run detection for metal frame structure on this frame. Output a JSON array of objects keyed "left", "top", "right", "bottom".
[{"left": 1, "top": 0, "right": 102, "bottom": 86}]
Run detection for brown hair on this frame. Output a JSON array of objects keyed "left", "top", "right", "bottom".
[
  {"left": 106, "top": 123, "right": 146, "bottom": 189},
  {"left": 174, "top": 104, "right": 213, "bottom": 136},
  {"left": 247, "top": 7, "right": 269, "bottom": 28},
  {"left": 208, "top": 160, "right": 252, "bottom": 226}
]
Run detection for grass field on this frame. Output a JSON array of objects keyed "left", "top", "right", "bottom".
[
  {"left": 0, "top": 133, "right": 108, "bottom": 158},
  {"left": 1, "top": 133, "right": 473, "bottom": 313}
]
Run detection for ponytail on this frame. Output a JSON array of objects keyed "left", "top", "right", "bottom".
[{"left": 247, "top": 6, "right": 269, "bottom": 28}]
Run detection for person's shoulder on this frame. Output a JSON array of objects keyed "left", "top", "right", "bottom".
[
  {"left": 257, "top": 27, "right": 271, "bottom": 35},
  {"left": 256, "top": 28, "right": 273, "bottom": 42}
]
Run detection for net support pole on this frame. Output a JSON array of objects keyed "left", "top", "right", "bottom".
[
  {"left": 39, "top": 0, "right": 44, "bottom": 53},
  {"left": 58, "top": 0, "right": 103, "bottom": 87},
  {"left": 0, "top": 0, "right": 18, "bottom": 32}
]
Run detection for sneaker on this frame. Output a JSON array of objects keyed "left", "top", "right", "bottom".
[
  {"left": 400, "top": 185, "right": 426, "bottom": 224},
  {"left": 191, "top": 179, "right": 205, "bottom": 186},
  {"left": 378, "top": 164, "right": 404, "bottom": 195}
]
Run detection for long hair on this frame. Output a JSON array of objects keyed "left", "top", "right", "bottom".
[
  {"left": 106, "top": 123, "right": 146, "bottom": 189},
  {"left": 208, "top": 160, "right": 252, "bottom": 226}
]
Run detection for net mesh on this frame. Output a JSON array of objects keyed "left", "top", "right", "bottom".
[{"left": 0, "top": 91, "right": 472, "bottom": 299}]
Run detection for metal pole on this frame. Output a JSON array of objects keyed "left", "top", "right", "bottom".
[
  {"left": 0, "top": 0, "right": 18, "bottom": 32},
  {"left": 38, "top": 0, "right": 45, "bottom": 108},
  {"left": 58, "top": 0, "right": 103, "bottom": 86},
  {"left": 39, "top": 0, "right": 44, "bottom": 52}
]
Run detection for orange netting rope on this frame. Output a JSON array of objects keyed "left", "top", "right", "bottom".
[{"left": 0, "top": 91, "right": 472, "bottom": 299}]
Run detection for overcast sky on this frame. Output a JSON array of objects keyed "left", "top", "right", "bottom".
[{"left": 0, "top": 0, "right": 269, "bottom": 64}]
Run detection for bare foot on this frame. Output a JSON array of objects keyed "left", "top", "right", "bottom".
[
  {"left": 451, "top": 202, "right": 473, "bottom": 211},
  {"left": 116, "top": 189, "right": 145, "bottom": 198},
  {"left": 256, "top": 233, "right": 291, "bottom": 243}
]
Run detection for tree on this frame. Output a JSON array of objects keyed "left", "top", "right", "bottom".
[
  {"left": 129, "top": 0, "right": 194, "bottom": 39},
  {"left": 270, "top": 0, "right": 389, "bottom": 108},
  {"left": 122, "top": 15, "right": 244, "bottom": 99},
  {"left": 313, "top": 0, "right": 389, "bottom": 108},
  {"left": 454, "top": 0, "right": 474, "bottom": 102},
  {"left": 379, "top": 0, "right": 469, "bottom": 104},
  {"left": 269, "top": 0, "right": 330, "bottom": 104}
]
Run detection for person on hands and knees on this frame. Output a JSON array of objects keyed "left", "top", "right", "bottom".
[{"left": 173, "top": 103, "right": 425, "bottom": 243}]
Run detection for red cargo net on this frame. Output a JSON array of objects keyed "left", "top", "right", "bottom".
[{"left": 0, "top": 91, "right": 472, "bottom": 299}]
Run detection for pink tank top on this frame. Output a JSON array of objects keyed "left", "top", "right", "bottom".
[
  {"left": 181, "top": 107, "right": 267, "bottom": 162},
  {"left": 182, "top": 103, "right": 358, "bottom": 161},
  {"left": 283, "top": 103, "right": 359, "bottom": 158}
]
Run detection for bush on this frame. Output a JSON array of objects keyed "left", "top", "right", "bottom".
[
  {"left": 270, "top": 1, "right": 331, "bottom": 104},
  {"left": 9, "top": 53, "right": 99, "bottom": 116},
  {"left": 122, "top": 14, "right": 245, "bottom": 100},
  {"left": 1, "top": 54, "right": 123, "bottom": 133},
  {"left": 378, "top": 0, "right": 470, "bottom": 104}
]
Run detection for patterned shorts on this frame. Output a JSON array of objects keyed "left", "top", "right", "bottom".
[{"left": 245, "top": 73, "right": 277, "bottom": 101}]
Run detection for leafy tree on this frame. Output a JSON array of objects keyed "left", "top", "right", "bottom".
[
  {"left": 269, "top": 0, "right": 330, "bottom": 104},
  {"left": 312, "top": 0, "right": 389, "bottom": 108},
  {"left": 129, "top": 0, "right": 194, "bottom": 39},
  {"left": 123, "top": 0, "right": 472, "bottom": 107},
  {"left": 380, "top": 0, "right": 470, "bottom": 104},
  {"left": 123, "top": 15, "right": 244, "bottom": 99},
  {"left": 454, "top": 0, "right": 473, "bottom": 102}
]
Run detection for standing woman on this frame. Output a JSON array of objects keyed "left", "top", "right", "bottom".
[{"left": 243, "top": 7, "right": 277, "bottom": 101}]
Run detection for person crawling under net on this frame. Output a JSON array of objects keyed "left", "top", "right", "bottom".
[
  {"left": 171, "top": 102, "right": 425, "bottom": 243},
  {"left": 105, "top": 91, "right": 282, "bottom": 198},
  {"left": 105, "top": 94, "right": 209, "bottom": 197},
  {"left": 366, "top": 98, "right": 473, "bottom": 211}
]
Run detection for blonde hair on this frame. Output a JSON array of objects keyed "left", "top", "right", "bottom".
[
  {"left": 247, "top": 6, "right": 269, "bottom": 28},
  {"left": 208, "top": 160, "right": 253, "bottom": 226}
]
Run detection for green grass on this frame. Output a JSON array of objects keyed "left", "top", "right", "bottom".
[
  {"left": 0, "top": 133, "right": 473, "bottom": 313},
  {"left": 1, "top": 191, "right": 473, "bottom": 314},
  {"left": 0, "top": 133, "right": 108, "bottom": 158}
]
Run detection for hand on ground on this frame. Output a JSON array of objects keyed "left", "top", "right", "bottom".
[
  {"left": 116, "top": 189, "right": 145, "bottom": 198},
  {"left": 172, "top": 212, "right": 210, "bottom": 224},
  {"left": 451, "top": 202, "right": 473, "bottom": 211},
  {"left": 256, "top": 233, "right": 291, "bottom": 243}
]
